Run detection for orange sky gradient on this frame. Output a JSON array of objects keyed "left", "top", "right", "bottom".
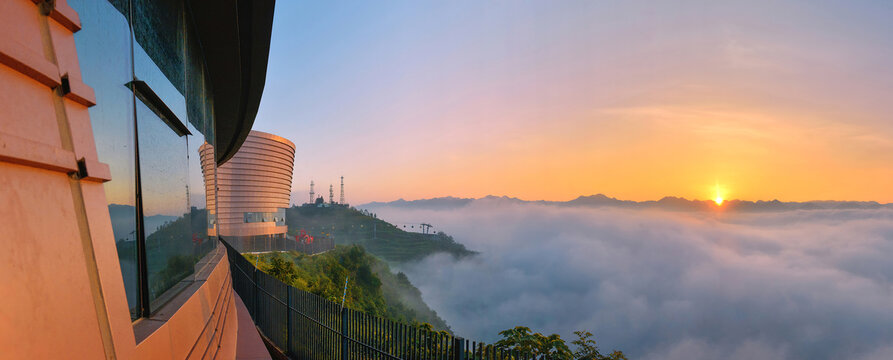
[{"left": 254, "top": 1, "right": 893, "bottom": 205}]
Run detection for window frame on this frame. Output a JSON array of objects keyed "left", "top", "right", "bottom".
[{"left": 129, "top": 79, "right": 196, "bottom": 319}]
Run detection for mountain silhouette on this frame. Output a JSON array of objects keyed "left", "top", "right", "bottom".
[{"left": 360, "top": 194, "right": 892, "bottom": 212}]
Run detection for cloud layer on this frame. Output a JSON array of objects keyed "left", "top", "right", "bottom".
[{"left": 370, "top": 200, "right": 893, "bottom": 359}]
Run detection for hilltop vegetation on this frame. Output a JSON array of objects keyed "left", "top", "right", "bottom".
[
  {"left": 245, "top": 245, "right": 451, "bottom": 331},
  {"left": 286, "top": 205, "right": 474, "bottom": 262},
  {"left": 494, "top": 327, "right": 628, "bottom": 360}
]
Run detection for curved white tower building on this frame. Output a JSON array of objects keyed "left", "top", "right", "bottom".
[{"left": 201, "top": 130, "right": 295, "bottom": 251}]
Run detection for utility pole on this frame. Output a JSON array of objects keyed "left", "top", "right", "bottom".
[
  {"left": 309, "top": 180, "right": 315, "bottom": 205},
  {"left": 339, "top": 176, "right": 345, "bottom": 205},
  {"left": 340, "top": 277, "right": 349, "bottom": 308}
]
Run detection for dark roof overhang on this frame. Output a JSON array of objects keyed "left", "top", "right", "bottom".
[{"left": 188, "top": 0, "right": 276, "bottom": 165}]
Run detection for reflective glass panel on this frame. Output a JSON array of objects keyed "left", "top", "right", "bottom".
[
  {"left": 69, "top": 0, "right": 139, "bottom": 319},
  {"left": 242, "top": 209, "right": 287, "bottom": 226},
  {"left": 186, "top": 121, "right": 214, "bottom": 258},
  {"left": 136, "top": 100, "right": 191, "bottom": 308},
  {"left": 131, "top": 0, "right": 216, "bottom": 311}
]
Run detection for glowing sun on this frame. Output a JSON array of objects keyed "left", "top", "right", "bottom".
[{"left": 713, "top": 182, "right": 724, "bottom": 205}]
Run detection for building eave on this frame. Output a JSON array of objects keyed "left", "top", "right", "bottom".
[{"left": 189, "top": 0, "right": 276, "bottom": 166}]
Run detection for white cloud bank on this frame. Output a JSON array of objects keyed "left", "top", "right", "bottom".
[{"left": 373, "top": 200, "right": 893, "bottom": 359}]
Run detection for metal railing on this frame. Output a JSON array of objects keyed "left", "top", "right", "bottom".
[
  {"left": 221, "top": 238, "right": 535, "bottom": 360},
  {"left": 228, "top": 235, "right": 335, "bottom": 255}
]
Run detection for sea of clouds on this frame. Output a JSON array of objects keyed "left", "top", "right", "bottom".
[{"left": 369, "top": 199, "right": 893, "bottom": 360}]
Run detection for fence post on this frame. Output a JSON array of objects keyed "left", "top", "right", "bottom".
[
  {"left": 252, "top": 266, "right": 258, "bottom": 324},
  {"left": 341, "top": 307, "right": 348, "bottom": 360},
  {"left": 286, "top": 287, "right": 291, "bottom": 356},
  {"left": 453, "top": 337, "right": 465, "bottom": 360}
]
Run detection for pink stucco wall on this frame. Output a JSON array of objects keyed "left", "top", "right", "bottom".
[{"left": 0, "top": 1, "right": 246, "bottom": 358}]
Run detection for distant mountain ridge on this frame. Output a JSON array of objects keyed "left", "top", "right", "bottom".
[
  {"left": 360, "top": 194, "right": 893, "bottom": 212},
  {"left": 108, "top": 204, "right": 179, "bottom": 242}
]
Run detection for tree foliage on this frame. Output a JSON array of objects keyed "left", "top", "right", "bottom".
[
  {"left": 245, "top": 245, "right": 450, "bottom": 330},
  {"left": 266, "top": 255, "right": 298, "bottom": 284},
  {"left": 495, "top": 327, "right": 627, "bottom": 360}
]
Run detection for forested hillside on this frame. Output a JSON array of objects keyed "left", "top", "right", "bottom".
[
  {"left": 245, "top": 245, "right": 451, "bottom": 331},
  {"left": 286, "top": 205, "right": 474, "bottom": 262}
]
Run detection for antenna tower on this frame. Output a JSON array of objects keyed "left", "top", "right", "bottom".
[
  {"left": 329, "top": 184, "right": 334, "bottom": 204},
  {"left": 340, "top": 176, "right": 345, "bottom": 204},
  {"left": 309, "top": 180, "right": 315, "bottom": 204}
]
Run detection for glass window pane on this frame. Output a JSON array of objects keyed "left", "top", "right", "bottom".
[
  {"left": 69, "top": 0, "right": 139, "bottom": 320},
  {"left": 136, "top": 100, "right": 192, "bottom": 309},
  {"left": 132, "top": 0, "right": 185, "bottom": 93},
  {"left": 186, "top": 122, "right": 214, "bottom": 259},
  {"left": 74, "top": 0, "right": 218, "bottom": 318}
]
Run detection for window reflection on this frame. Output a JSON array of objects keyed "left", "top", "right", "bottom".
[
  {"left": 69, "top": 0, "right": 139, "bottom": 320},
  {"left": 243, "top": 209, "right": 287, "bottom": 226},
  {"left": 72, "top": 0, "right": 219, "bottom": 318},
  {"left": 136, "top": 100, "right": 194, "bottom": 307},
  {"left": 132, "top": 17, "right": 216, "bottom": 309}
]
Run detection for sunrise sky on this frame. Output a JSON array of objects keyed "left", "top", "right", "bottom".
[{"left": 252, "top": 0, "right": 893, "bottom": 205}]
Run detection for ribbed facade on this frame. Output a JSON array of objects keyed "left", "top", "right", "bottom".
[{"left": 201, "top": 131, "right": 295, "bottom": 240}]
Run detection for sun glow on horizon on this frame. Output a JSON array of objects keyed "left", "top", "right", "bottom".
[{"left": 714, "top": 182, "right": 725, "bottom": 205}]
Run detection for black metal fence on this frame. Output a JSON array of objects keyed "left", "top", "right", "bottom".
[
  {"left": 228, "top": 235, "right": 335, "bottom": 255},
  {"left": 221, "top": 239, "right": 536, "bottom": 360}
]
